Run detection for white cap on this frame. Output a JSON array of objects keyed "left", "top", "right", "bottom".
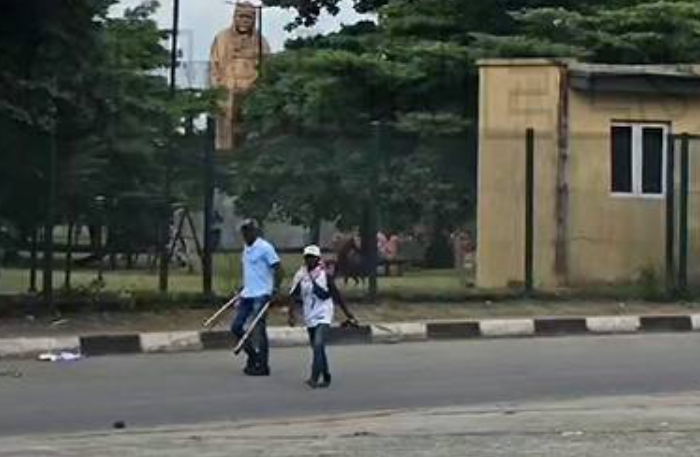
[
  {"left": 239, "top": 219, "right": 258, "bottom": 231},
  {"left": 303, "top": 245, "right": 322, "bottom": 258}
]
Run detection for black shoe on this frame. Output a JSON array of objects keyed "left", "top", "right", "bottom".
[
  {"left": 305, "top": 378, "right": 320, "bottom": 389},
  {"left": 243, "top": 360, "right": 256, "bottom": 375},
  {"left": 244, "top": 365, "right": 270, "bottom": 376},
  {"left": 243, "top": 368, "right": 270, "bottom": 376},
  {"left": 318, "top": 373, "right": 332, "bottom": 388}
]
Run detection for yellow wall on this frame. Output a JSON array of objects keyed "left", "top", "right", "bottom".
[
  {"left": 477, "top": 59, "right": 700, "bottom": 290},
  {"left": 567, "top": 90, "right": 700, "bottom": 285},
  {"left": 476, "top": 60, "right": 564, "bottom": 289}
]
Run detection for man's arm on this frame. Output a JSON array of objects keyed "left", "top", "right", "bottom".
[
  {"left": 263, "top": 242, "right": 283, "bottom": 296},
  {"left": 287, "top": 282, "right": 300, "bottom": 326},
  {"left": 328, "top": 276, "right": 355, "bottom": 322},
  {"left": 272, "top": 262, "right": 284, "bottom": 295}
]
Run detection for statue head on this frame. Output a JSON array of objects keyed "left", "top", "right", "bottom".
[{"left": 233, "top": 2, "right": 256, "bottom": 36}]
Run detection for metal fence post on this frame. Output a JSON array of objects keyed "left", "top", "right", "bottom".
[
  {"left": 202, "top": 117, "right": 215, "bottom": 297},
  {"left": 42, "top": 129, "right": 56, "bottom": 309},
  {"left": 678, "top": 133, "right": 690, "bottom": 294},
  {"left": 525, "top": 128, "right": 535, "bottom": 293},
  {"left": 665, "top": 134, "right": 676, "bottom": 293}
]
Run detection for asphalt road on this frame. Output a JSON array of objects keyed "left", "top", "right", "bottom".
[{"left": 3, "top": 334, "right": 700, "bottom": 437}]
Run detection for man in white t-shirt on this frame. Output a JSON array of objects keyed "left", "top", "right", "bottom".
[
  {"left": 288, "top": 245, "right": 357, "bottom": 388},
  {"left": 231, "top": 220, "right": 283, "bottom": 376}
]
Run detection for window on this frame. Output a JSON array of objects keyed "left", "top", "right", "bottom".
[{"left": 610, "top": 123, "right": 668, "bottom": 196}]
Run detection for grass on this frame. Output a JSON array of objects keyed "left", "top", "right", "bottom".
[{"left": 0, "top": 254, "right": 468, "bottom": 300}]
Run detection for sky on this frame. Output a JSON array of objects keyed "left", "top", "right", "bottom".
[{"left": 113, "top": 0, "right": 370, "bottom": 62}]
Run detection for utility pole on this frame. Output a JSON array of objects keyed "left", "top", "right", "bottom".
[
  {"left": 159, "top": 0, "right": 181, "bottom": 293},
  {"left": 43, "top": 119, "right": 57, "bottom": 310},
  {"left": 202, "top": 117, "right": 215, "bottom": 297},
  {"left": 367, "top": 121, "right": 382, "bottom": 301}
]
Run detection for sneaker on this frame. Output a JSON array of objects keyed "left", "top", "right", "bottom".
[
  {"left": 318, "top": 373, "right": 332, "bottom": 388},
  {"left": 305, "top": 378, "right": 320, "bottom": 389},
  {"left": 244, "top": 366, "right": 270, "bottom": 376}
]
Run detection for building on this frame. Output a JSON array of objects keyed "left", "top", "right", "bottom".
[{"left": 476, "top": 58, "right": 700, "bottom": 290}]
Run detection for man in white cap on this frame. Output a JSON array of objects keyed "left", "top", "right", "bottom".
[
  {"left": 231, "top": 219, "right": 283, "bottom": 376},
  {"left": 288, "top": 244, "right": 358, "bottom": 388}
]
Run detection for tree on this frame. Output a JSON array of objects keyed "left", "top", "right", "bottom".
[
  {"left": 0, "top": 0, "right": 114, "bottom": 239},
  {"left": 475, "top": 1, "right": 700, "bottom": 63},
  {"left": 0, "top": 0, "right": 214, "bottom": 267},
  {"left": 262, "top": 0, "right": 388, "bottom": 28},
  {"left": 232, "top": 42, "right": 403, "bottom": 232},
  {"left": 236, "top": 0, "right": 700, "bottom": 262},
  {"left": 234, "top": 9, "right": 478, "bottom": 238}
]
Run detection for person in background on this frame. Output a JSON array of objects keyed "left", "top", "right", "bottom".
[
  {"left": 288, "top": 245, "right": 358, "bottom": 388},
  {"left": 231, "top": 219, "right": 283, "bottom": 376}
]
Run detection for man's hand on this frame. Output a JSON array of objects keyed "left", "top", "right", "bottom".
[{"left": 341, "top": 316, "right": 359, "bottom": 328}]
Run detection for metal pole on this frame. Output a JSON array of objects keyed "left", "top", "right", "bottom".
[
  {"left": 95, "top": 196, "right": 106, "bottom": 283},
  {"left": 42, "top": 129, "right": 56, "bottom": 309},
  {"left": 159, "top": 0, "right": 181, "bottom": 293},
  {"left": 202, "top": 117, "right": 215, "bottom": 297},
  {"left": 367, "top": 121, "right": 381, "bottom": 301},
  {"left": 64, "top": 222, "right": 74, "bottom": 290},
  {"left": 665, "top": 134, "right": 676, "bottom": 293},
  {"left": 257, "top": 5, "right": 264, "bottom": 73},
  {"left": 29, "top": 227, "right": 38, "bottom": 293},
  {"left": 525, "top": 128, "right": 535, "bottom": 293},
  {"left": 679, "top": 133, "right": 690, "bottom": 294},
  {"left": 169, "top": 0, "right": 180, "bottom": 99}
]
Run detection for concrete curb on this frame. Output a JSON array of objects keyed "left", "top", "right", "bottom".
[{"left": 2, "top": 314, "right": 700, "bottom": 359}]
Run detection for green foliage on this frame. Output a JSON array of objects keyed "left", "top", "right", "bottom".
[
  {"left": 262, "top": 0, "right": 388, "bottom": 29},
  {"left": 237, "top": 0, "right": 700, "bottom": 238},
  {"left": 477, "top": 1, "right": 700, "bottom": 63},
  {"left": 0, "top": 0, "right": 214, "bottom": 248},
  {"left": 233, "top": 21, "right": 476, "bottom": 231},
  {"left": 234, "top": 2, "right": 479, "bottom": 233},
  {"left": 637, "top": 267, "right": 665, "bottom": 301}
]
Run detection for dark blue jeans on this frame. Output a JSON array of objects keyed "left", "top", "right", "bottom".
[
  {"left": 307, "top": 324, "right": 330, "bottom": 382},
  {"left": 231, "top": 295, "right": 270, "bottom": 369}
]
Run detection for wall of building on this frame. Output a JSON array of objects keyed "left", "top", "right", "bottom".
[
  {"left": 476, "top": 60, "right": 564, "bottom": 289},
  {"left": 566, "top": 89, "right": 700, "bottom": 285},
  {"left": 477, "top": 59, "right": 700, "bottom": 290}
]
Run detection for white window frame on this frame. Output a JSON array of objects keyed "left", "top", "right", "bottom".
[{"left": 610, "top": 122, "right": 669, "bottom": 199}]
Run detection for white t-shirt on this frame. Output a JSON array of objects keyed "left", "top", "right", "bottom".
[
  {"left": 241, "top": 238, "right": 280, "bottom": 298},
  {"left": 290, "top": 265, "right": 334, "bottom": 327}
]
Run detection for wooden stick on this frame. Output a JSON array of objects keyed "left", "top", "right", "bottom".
[
  {"left": 233, "top": 300, "right": 272, "bottom": 355},
  {"left": 202, "top": 294, "right": 240, "bottom": 329}
]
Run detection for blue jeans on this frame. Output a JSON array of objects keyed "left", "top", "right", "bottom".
[
  {"left": 231, "top": 295, "right": 270, "bottom": 369},
  {"left": 307, "top": 324, "right": 330, "bottom": 382}
]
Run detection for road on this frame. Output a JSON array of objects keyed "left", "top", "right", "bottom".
[{"left": 2, "top": 334, "right": 700, "bottom": 438}]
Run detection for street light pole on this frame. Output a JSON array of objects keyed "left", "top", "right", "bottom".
[
  {"left": 202, "top": 117, "right": 215, "bottom": 297},
  {"left": 42, "top": 123, "right": 57, "bottom": 310},
  {"left": 366, "top": 121, "right": 382, "bottom": 301},
  {"left": 159, "top": 0, "right": 181, "bottom": 293},
  {"left": 169, "top": 0, "right": 181, "bottom": 99}
]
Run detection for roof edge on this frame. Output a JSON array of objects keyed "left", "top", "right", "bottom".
[{"left": 477, "top": 58, "right": 574, "bottom": 68}]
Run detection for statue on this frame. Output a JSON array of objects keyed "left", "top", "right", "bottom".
[{"left": 209, "top": 2, "right": 270, "bottom": 152}]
